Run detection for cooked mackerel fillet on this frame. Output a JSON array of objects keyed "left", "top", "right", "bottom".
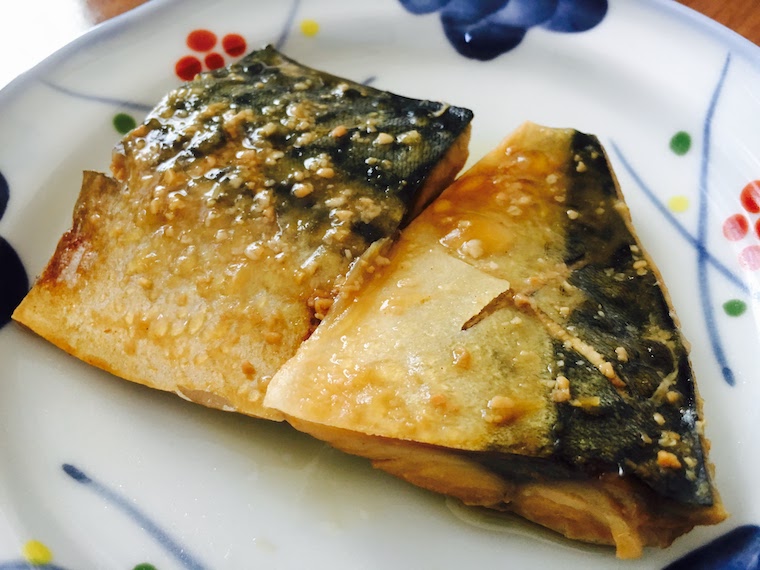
[
  {"left": 11, "top": 46, "right": 472, "bottom": 419},
  {"left": 264, "top": 122, "right": 727, "bottom": 558}
]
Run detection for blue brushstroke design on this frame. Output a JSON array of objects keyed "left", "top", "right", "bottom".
[
  {"left": 0, "top": 170, "right": 8, "bottom": 220},
  {"left": 664, "top": 525, "right": 760, "bottom": 569},
  {"left": 62, "top": 464, "right": 207, "bottom": 570},
  {"left": 275, "top": 0, "right": 301, "bottom": 50},
  {"left": 40, "top": 80, "right": 153, "bottom": 113},
  {"left": 399, "top": 0, "right": 607, "bottom": 60},
  {"left": 696, "top": 53, "right": 734, "bottom": 385},
  {"left": 609, "top": 144, "right": 749, "bottom": 296},
  {"left": 610, "top": 53, "right": 740, "bottom": 387}
]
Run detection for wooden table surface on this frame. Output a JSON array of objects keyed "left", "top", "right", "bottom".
[
  {"left": 0, "top": 0, "right": 758, "bottom": 91},
  {"left": 677, "top": 0, "right": 760, "bottom": 45}
]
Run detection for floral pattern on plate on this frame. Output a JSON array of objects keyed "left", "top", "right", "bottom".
[
  {"left": 398, "top": 0, "right": 608, "bottom": 60},
  {"left": 0, "top": 171, "right": 28, "bottom": 327}
]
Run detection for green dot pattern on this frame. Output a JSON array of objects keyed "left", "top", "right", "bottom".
[
  {"left": 132, "top": 564, "right": 157, "bottom": 570},
  {"left": 113, "top": 113, "right": 137, "bottom": 134},
  {"left": 670, "top": 131, "right": 691, "bottom": 155},
  {"left": 723, "top": 299, "right": 747, "bottom": 317}
]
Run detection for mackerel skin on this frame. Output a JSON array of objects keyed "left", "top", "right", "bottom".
[
  {"left": 466, "top": 132, "right": 713, "bottom": 507},
  {"left": 264, "top": 123, "right": 725, "bottom": 556},
  {"left": 551, "top": 133, "right": 712, "bottom": 506},
  {"left": 117, "top": 45, "right": 474, "bottom": 259},
  {"left": 14, "top": 46, "right": 474, "bottom": 422},
  {"left": 265, "top": 123, "right": 720, "bottom": 514}
]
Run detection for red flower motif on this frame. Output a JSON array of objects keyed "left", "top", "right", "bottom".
[
  {"left": 175, "top": 29, "right": 248, "bottom": 81},
  {"left": 723, "top": 179, "right": 760, "bottom": 271},
  {"left": 187, "top": 29, "right": 217, "bottom": 52},
  {"left": 723, "top": 214, "right": 749, "bottom": 241},
  {"left": 740, "top": 180, "right": 760, "bottom": 213}
]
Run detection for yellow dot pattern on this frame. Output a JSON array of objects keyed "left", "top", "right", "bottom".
[
  {"left": 23, "top": 539, "right": 53, "bottom": 565},
  {"left": 300, "top": 19, "right": 320, "bottom": 37},
  {"left": 668, "top": 195, "right": 689, "bottom": 213}
]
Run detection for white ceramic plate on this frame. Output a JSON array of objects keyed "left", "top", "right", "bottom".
[{"left": 2, "top": 1, "right": 759, "bottom": 568}]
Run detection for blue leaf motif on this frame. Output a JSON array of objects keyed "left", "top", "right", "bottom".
[
  {"left": 0, "top": 171, "right": 8, "bottom": 219},
  {"left": 489, "top": 0, "right": 558, "bottom": 28},
  {"left": 664, "top": 525, "right": 760, "bottom": 569},
  {"left": 398, "top": 0, "right": 449, "bottom": 15},
  {"left": 543, "top": 0, "right": 608, "bottom": 32},
  {"left": 441, "top": 19, "right": 526, "bottom": 61},
  {"left": 0, "top": 169, "right": 29, "bottom": 329},
  {"left": 399, "top": 0, "right": 608, "bottom": 59},
  {"left": 0, "top": 236, "right": 28, "bottom": 328},
  {"left": 440, "top": 0, "right": 524, "bottom": 60}
]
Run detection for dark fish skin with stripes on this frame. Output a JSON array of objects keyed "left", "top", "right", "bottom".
[
  {"left": 265, "top": 123, "right": 726, "bottom": 558},
  {"left": 12, "top": 46, "right": 473, "bottom": 422},
  {"left": 477, "top": 132, "right": 713, "bottom": 507},
  {"left": 125, "top": 45, "right": 474, "bottom": 245}
]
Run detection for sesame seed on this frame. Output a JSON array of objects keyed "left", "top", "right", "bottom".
[
  {"left": 452, "top": 346, "right": 471, "bottom": 369},
  {"left": 615, "top": 346, "right": 629, "bottom": 362},
  {"left": 552, "top": 375, "right": 571, "bottom": 402},
  {"left": 325, "top": 196, "right": 346, "bottom": 208},
  {"left": 666, "top": 390, "right": 682, "bottom": 404},
  {"left": 292, "top": 182, "right": 314, "bottom": 198},
  {"left": 373, "top": 132, "right": 394, "bottom": 145},
  {"left": 460, "top": 239, "right": 484, "bottom": 259},
  {"left": 488, "top": 395, "right": 515, "bottom": 411},
  {"left": 658, "top": 431, "right": 681, "bottom": 447},
  {"left": 332, "top": 209, "right": 354, "bottom": 222},
  {"left": 599, "top": 361, "right": 615, "bottom": 378},
  {"left": 657, "top": 450, "right": 682, "bottom": 469},
  {"left": 244, "top": 242, "right": 263, "bottom": 260},
  {"left": 330, "top": 125, "right": 348, "bottom": 138},
  {"left": 396, "top": 130, "right": 421, "bottom": 144}
]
